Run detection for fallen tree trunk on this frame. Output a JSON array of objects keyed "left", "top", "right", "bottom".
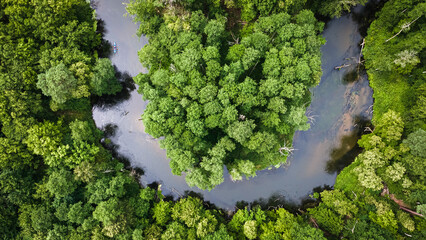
[
  {"left": 335, "top": 64, "right": 351, "bottom": 70},
  {"left": 400, "top": 206, "right": 424, "bottom": 218}
]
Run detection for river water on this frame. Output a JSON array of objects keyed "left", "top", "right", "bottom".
[{"left": 92, "top": 0, "right": 373, "bottom": 210}]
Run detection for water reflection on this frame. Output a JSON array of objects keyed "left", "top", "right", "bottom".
[
  {"left": 92, "top": 0, "right": 375, "bottom": 210},
  {"left": 326, "top": 115, "right": 373, "bottom": 173}
]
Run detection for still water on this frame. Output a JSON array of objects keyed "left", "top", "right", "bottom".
[{"left": 92, "top": 0, "right": 373, "bottom": 210}]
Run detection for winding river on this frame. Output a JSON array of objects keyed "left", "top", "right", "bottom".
[{"left": 92, "top": 0, "right": 373, "bottom": 210}]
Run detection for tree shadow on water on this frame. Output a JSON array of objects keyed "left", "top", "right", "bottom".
[
  {"left": 96, "top": 19, "right": 113, "bottom": 58},
  {"left": 299, "top": 185, "right": 334, "bottom": 210},
  {"left": 351, "top": 0, "right": 386, "bottom": 38},
  {"left": 342, "top": 68, "right": 359, "bottom": 84},
  {"left": 99, "top": 123, "right": 144, "bottom": 176},
  {"left": 235, "top": 193, "right": 299, "bottom": 214},
  {"left": 325, "top": 115, "right": 373, "bottom": 174},
  {"left": 92, "top": 70, "right": 136, "bottom": 109}
]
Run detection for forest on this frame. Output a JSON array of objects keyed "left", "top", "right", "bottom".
[{"left": 0, "top": 0, "right": 424, "bottom": 239}]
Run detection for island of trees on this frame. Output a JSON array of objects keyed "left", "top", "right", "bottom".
[
  {"left": 0, "top": 0, "right": 424, "bottom": 239},
  {"left": 128, "top": 0, "right": 325, "bottom": 190}
]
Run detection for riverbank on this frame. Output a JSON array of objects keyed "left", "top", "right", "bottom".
[{"left": 92, "top": 0, "right": 374, "bottom": 210}]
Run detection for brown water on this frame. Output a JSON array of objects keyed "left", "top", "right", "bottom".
[{"left": 92, "top": 0, "right": 373, "bottom": 210}]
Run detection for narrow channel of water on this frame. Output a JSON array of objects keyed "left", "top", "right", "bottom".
[{"left": 92, "top": 0, "right": 373, "bottom": 210}]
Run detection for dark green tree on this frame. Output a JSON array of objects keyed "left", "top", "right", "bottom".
[{"left": 90, "top": 58, "right": 122, "bottom": 96}]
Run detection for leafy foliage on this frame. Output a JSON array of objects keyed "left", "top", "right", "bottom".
[
  {"left": 128, "top": 0, "right": 324, "bottom": 190},
  {"left": 363, "top": 0, "right": 426, "bottom": 131},
  {"left": 319, "top": 0, "right": 368, "bottom": 18},
  {"left": 91, "top": 58, "right": 122, "bottom": 96},
  {"left": 1, "top": 0, "right": 425, "bottom": 239}
]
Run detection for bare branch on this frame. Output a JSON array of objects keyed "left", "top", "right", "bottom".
[
  {"left": 364, "top": 127, "right": 374, "bottom": 133},
  {"left": 400, "top": 206, "right": 424, "bottom": 218},
  {"left": 335, "top": 63, "right": 351, "bottom": 70},
  {"left": 230, "top": 32, "right": 239, "bottom": 45},
  {"left": 386, "top": 15, "right": 422, "bottom": 42},
  {"left": 358, "top": 38, "right": 365, "bottom": 64},
  {"left": 279, "top": 141, "right": 296, "bottom": 156},
  {"left": 352, "top": 191, "right": 358, "bottom": 199},
  {"left": 306, "top": 110, "right": 318, "bottom": 125},
  {"left": 351, "top": 220, "right": 359, "bottom": 233},
  {"left": 310, "top": 217, "right": 319, "bottom": 228}
]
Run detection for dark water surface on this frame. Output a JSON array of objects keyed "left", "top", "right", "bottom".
[{"left": 92, "top": 0, "right": 373, "bottom": 210}]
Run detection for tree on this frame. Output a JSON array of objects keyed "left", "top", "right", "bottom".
[
  {"left": 93, "top": 198, "right": 126, "bottom": 236},
  {"left": 37, "top": 63, "right": 79, "bottom": 104},
  {"left": 90, "top": 58, "right": 122, "bottom": 96},
  {"left": 153, "top": 201, "right": 172, "bottom": 226},
  {"left": 243, "top": 220, "right": 257, "bottom": 239},
  {"left": 0, "top": 137, "right": 33, "bottom": 169},
  {"left": 320, "top": 190, "right": 358, "bottom": 217},
  {"left": 319, "top": 0, "right": 368, "bottom": 18},
  {"left": 308, "top": 204, "right": 344, "bottom": 236},
  {"left": 68, "top": 202, "right": 93, "bottom": 225},
  {"left": 46, "top": 168, "right": 77, "bottom": 198},
  {"left": 403, "top": 128, "right": 426, "bottom": 158},
  {"left": 69, "top": 120, "right": 97, "bottom": 143},
  {"left": 172, "top": 197, "right": 204, "bottom": 228},
  {"left": 24, "top": 120, "right": 63, "bottom": 159},
  {"left": 227, "top": 120, "right": 256, "bottom": 144},
  {"left": 129, "top": 3, "right": 324, "bottom": 189},
  {"left": 31, "top": 206, "right": 53, "bottom": 233}
]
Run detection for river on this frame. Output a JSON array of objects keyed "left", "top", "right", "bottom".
[{"left": 92, "top": 0, "right": 373, "bottom": 210}]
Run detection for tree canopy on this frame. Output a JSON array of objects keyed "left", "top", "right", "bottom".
[
  {"left": 128, "top": 0, "right": 325, "bottom": 190},
  {"left": 1, "top": 0, "right": 425, "bottom": 239}
]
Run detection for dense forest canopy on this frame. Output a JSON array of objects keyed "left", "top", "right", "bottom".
[
  {"left": 363, "top": 0, "right": 425, "bottom": 132},
  {"left": 127, "top": 0, "right": 325, "bottom": 190},
  {"left": 0, "top": 0, "right": 425, "bottom": 239}
]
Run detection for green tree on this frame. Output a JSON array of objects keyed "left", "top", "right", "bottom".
[
  {"left": 243, "top": 220, "right": 257, "bottom": 239},
  {"left": 172, "top": 197, "right": 203, "bottom": 228},
  {"left": 153, "top": 201, "right": 172, "bottom": 226},
  {"left": 227, "top": 120, "right": 256, "bottom": 144},
  {"left": 69, "top": 120, "right": 97, "bottom": 143},
  {"left": 46, "top": 168, "right": 77, "bottom": 198},
  {"left": 90, "top": 58, "right": 122, "bottom": 96},
  {"left": 37, "top": 63, "right": 79, "bottom": 104},
  {"left": 24, "top": 120, "right": 63, "bottom": 158},
  {"left": 308, "top": 203, "right": 344, "bottom": 236},
  {"left": 68, "top": 202, "right": 93, "bottom": 225},
  {"left": 319, "top": 0, "right": 368, "bottom": 18}
]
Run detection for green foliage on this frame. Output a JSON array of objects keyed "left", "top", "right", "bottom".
[
  {"left": 348, "top": 110, "right": 419, "bottom": 193},
  {"left": 162, "top": 221, "right": 188, "bottom": 240},
  {"left": 367, "top": 197, "right": 399, "bottom": 233},
  {"left": 68, "top": 202, "right": 93, "bottom": 225},
  {"left": 37, "top": 63, "right": 80, "bottom": 104},
  {"left": 31, "top": 206, "right": 54, "bottom": 232},
  {"left": 228, "top": 0, "right": 307, "bottom": 22},
  {"left": 24, "top": 120, "right": 64, "bottom": 158},
  {"left": 91, "top": 58, "right": 122, "bottom": 96},
  {"left": 320, "top": 190, "right": 358, "bottom": 217},
  {"left": 46, "top": 168, "right": 77, "bottom": 198},
  {"left": 363, "top": 0, "right": 426, "bottom": 130},
  {"left": 129, "top": 1, "right": 324, "bottom": 189},
  {"left": 308, "top": 203, "right": 344, "bottom": 236},
  {"left": 318, "top": 0, "right": 368, "bottom": 18},
  {"left": 3, "top": 0, "right": 425, "bottom": 239},
  {"left": 0, "top": 137, "right": 34, "bottom": 169},
  {"left": 153, "top": 201, "right": 172, "bottom": 226},
  {"left": 69, "top": 119, "right": 98, "bottom": 143},
  {"left": 403, "top": 128, "right": 426, "bottom": 158},
  {"left": 172, "top": 197, "right": 204, "bottom": 228}
]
